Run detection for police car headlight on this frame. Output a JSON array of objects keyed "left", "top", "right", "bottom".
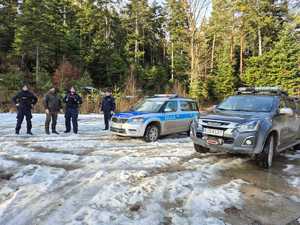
[
  {"left": 130, "top": 117, "right": 145, "bottom": 123},
  {"left": 237, "top": 121, "right": 260, "bottom": 132},
  {"left": 196, "top": 119, "right": 203, "bottom": 130}
]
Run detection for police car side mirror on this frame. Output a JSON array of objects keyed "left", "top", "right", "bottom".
[
  {"left": 164, "top": 108, "right": 173, "bottom": 113},
  {"left": 279, "top": 107, "right": 294, "bottom": 116}
]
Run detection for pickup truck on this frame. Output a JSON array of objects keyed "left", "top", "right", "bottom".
[{"left": 191, "top": 87, "right": 300, "bottom": 168}]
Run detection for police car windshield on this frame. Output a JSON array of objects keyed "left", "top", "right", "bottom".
[
  {"left": 217, "top": 95, "right": 274, "bottom": 112},
  {"left": 133, "top": 99, "right": 165, "bottom": 113}
]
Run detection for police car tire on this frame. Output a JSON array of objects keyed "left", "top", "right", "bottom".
[
  {"left": 144, "top": 124, "right": 160, "bottom": 142},
  {"left": 194, "top": 144, "right": 209, "bottom": 153},
  {"left": 256, "top": 135, "right": 275, "bottom": 169}
]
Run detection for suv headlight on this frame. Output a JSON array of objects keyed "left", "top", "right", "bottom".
[
  {"left": 129, "top": 117, "right": 145, "bottom": 123},
  {"left": 237, "top": 121, "right": 260, "bottom": 132}
]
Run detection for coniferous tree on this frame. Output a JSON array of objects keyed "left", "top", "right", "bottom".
[{"left": 243, "top": 24, "right": 300, "bottom": 95}]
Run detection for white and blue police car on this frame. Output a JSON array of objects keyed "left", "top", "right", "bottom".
[{"left": 110, "top": 94, "right": 200, "bottom": 142}]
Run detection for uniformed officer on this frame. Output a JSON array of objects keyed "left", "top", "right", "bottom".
[
  {"left": 12, "top": 84, "right": 38, "bottom": 135},
  {"left": 63, "top": 87, "right": 82, "bottom": 134},
  {"left": 100, "top": 89, "right": 115, "bottom": 130}
]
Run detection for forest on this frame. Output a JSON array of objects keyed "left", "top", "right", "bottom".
[{"left": 0, "top": 0, "right": 299, "bottom": 111}]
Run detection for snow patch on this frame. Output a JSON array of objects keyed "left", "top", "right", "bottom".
[{"left": 12, "top": 165, "right": 66, "bottom": 190}]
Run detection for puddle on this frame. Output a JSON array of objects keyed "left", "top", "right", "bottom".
[
  {"left": 0, "top": 171, "right": 13, "bottom": 180},
  {"left": 209, "top": 151, "right": 300, "bottom": 225}
]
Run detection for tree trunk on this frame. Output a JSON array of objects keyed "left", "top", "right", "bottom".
[
  {"left": 258, "top": 27, "right": 262, "bottom": 56},
  {"left": 134, "top": 15, "right": 139, "bottom": 63},
  {"left": 35, "top": 45, "right": 39, "bottom": 85},
  {"left": 240, "top": 34, "right": 244, "bottom": 75},
  {"left": 171, "top": 42, "right": 174, "bottom": 81},
  {"left": 63, "top": 6, "right": 66, "bottom": 26},
  {"left": 210, "top": 33, "right": 216, "bottom": 72}
]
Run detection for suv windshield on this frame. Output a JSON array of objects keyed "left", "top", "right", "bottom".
[
  {"left": 133, "top": 99, "right": 165, "bottom": 113},
  {"left": 217, "top": 95, "right": 274, "bottom": 112}
]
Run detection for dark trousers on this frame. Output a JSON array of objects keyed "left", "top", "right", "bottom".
[
  {"left": 65, "top": 108, "right": 78, "bottom": 133},
  {"left": 45, "top": 112, "right": 58, "bottom": 132},
  {"left": 104, "top": 111, "right": 112, "bottom": 129},
  {"left": 16, "top": 109, "right": 32, "bottom": 132}
]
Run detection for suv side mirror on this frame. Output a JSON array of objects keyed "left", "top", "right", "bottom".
[{"left": 279, "top": 107, "right": 294, "bottom": 116}]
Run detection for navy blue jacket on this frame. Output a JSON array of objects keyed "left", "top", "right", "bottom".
[
  {"left": 63, "top": 93, "right": 82, "bottom": 109},
  {"left": 101, "top": 95, "right": 116, "bottom": 112},
  {"left": 12, "top": 90, "right": 38, "bottom": 111}
]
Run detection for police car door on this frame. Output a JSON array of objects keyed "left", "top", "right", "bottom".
[
  {"left": 163, "top": 101, "right": 179, "bottom": 134},
  {"left": 177, "top": 100, "right": 197, "bottom": 132}
]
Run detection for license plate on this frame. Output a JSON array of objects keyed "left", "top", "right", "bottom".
[
  {"left": 203, "top": 128, "right": 224, "bottom": 137},
  {"left": 206, "top": 138, "right": 221, "bottom": 145},
  {"left": 111, "top": 123, "right": 122, "bottom": 129}
]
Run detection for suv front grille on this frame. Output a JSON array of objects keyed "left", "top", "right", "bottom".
[
  {"left": 112, "top": 117, "right": 128, "bottom": 124},
  {"left": 203, "top": 120, "right": 230, "bottom": 126}
]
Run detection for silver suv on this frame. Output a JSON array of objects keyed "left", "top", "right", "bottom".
[{"left": 191, "top": 87, "right": 300, "bottom": 168}]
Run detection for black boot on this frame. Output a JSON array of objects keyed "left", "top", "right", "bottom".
[
  {"left": 27, "top": 131, "right": 33, "bottom": 135},
  {"left": 15, "top": 130, "right": 20, "bottom": 135},
  {"left": 52, "top": 130, "right": 59, "bottom": 135},
  {"left": 45, "top": 129, "right": 50, "bottom": 135}
]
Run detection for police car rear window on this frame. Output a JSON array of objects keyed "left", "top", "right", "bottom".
[{"left": 180, "top": 101, "right": 197, "bottom": 111}]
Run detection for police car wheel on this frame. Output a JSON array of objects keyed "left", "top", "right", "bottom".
[
  {"left": 256, "top": 135, "right": 275, "bottom": 169},
  {"left": 194, "top": 144, "right": 209, "bottom": 153},
  {"left": 144, "top": 125, "right": 159, "bottom": 142}
]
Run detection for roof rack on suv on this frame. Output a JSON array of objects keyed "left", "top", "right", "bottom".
[
  {"left": 237, "top": 87, "right": 288, "bottom": 96},
  {"left": 152, "top": 94, "right": 179, "bottom": 98}
]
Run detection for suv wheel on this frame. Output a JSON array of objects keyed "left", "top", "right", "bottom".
[
  {"left": 144, "top": 124, "right": 160, "bottom": 142},
  {"left": 194, "top": 144, "right": 209, "bottom": 153},
  {"left": 256, "top": 135, "right": 275, "bottom": 168}
]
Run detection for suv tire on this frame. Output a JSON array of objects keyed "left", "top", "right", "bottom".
[
  {"left": 194, "top": 144, "right": 209, "bottom": 153},
  {"left": 256, "top": 135, "right": 275, "bottom": 168},
  {"left": 144, "top": 124, "right": 160, "bottom": 142}
]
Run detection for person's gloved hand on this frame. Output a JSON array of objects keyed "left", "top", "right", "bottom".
[{"left": 16, "top": 103, "right": 19, "bottom": 107}]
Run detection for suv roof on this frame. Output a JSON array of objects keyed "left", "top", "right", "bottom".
[
  {"left": 147, "top": 94, "right": 195, "bottom": 101},
  {"left": 236, "top": 87, "right": 288, "bottom": 97}
]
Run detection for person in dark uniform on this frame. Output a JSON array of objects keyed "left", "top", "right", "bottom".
[
  {"left": 63, "top": 87, "right": 82, "bottom": 134},
  {"left": 12, "top": 84, "right": 38, "bottom": 135},
  {"left": 101, "top": 89, "right": 115, "bottom": 130},
  {"left": 44, "top": 87, "right": 61, "bottom": 135}
]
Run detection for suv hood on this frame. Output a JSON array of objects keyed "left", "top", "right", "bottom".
[
  {"left": 113, "top": 111, "right": 148, "bottom": 119},
  {"left": 200, "top": 110, "right": 270, "bottom": 124}
]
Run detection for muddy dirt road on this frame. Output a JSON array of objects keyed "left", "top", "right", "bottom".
[{"left": 0, "top": 114, "right": 299, "bottom": 225}]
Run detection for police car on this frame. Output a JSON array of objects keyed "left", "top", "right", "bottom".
[{"left": 110, "top": 94, "right": 199, "bottom": 142}]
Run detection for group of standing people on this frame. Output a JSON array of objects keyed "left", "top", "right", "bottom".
[{"left": 12, "top": 84, "right": 115, "bottom": 135}]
